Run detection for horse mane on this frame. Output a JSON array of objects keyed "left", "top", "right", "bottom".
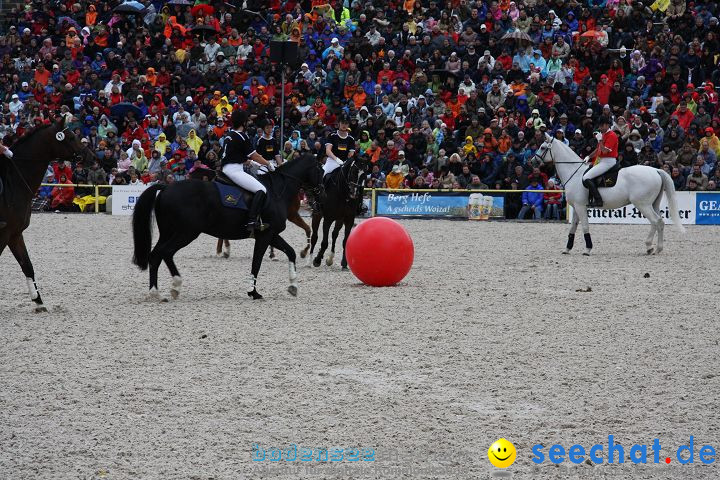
[
  {"left": 549, "top": 135, "right": 585, "bottom": 162},
  {"left": 8, "top": 123, "right": 57, "bottom": 151}
]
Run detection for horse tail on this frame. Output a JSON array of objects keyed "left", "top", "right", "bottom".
[
  {"left": 658, "top": 169, "right": 685, "bottom": 234},
  {"left": 132, "top": 184, "right": 166, "bottom": 270}
]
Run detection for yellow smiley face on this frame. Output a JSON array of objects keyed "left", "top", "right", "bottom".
[{"left": 488, "top": 438, "right": 517, "bottom": 468}]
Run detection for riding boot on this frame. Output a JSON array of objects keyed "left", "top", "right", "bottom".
[
  {"left": 583, "top": 178, "right": 603, "bottom": 207},
  {"left": 246, "top": 191, "right": 269, "bottom": 232}
]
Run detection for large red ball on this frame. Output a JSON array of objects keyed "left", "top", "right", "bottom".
[{"left": 346, "top": 217, "right": 414, "bottom": 287}]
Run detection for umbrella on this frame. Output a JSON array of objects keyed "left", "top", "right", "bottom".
[
  {"left": 167, "top": 0, "right": 193, "bottom": 5},
  {"left": 189, "top": 167, "right": 217, "bottom": 181},
  {"left": 501, "top": 30, "right": 532, "bottom": 42},
  {"left": 191, "top": 4, "right": 214, "bottom": 17},
  {"left": 110, "top": 102, "right": 143, "bottom": 120},
  {"left": 189, "top": 24, "right": 219, "bottom": 38},
  {"left": 114, "top": 1, "right": 146, "bottom": 14},
  {"left": 580, "top": 30, "right": 604, "bottom": 42}
]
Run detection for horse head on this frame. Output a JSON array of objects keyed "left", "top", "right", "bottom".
[
  {"left": 342, "top": 154, "right": 369, "bottom": 200},
  {"left": 48, "top": 120, "right": 97, "bottom": 166},
  {"left": 533, "top": 132, "right": 556, "bottom": 165}
]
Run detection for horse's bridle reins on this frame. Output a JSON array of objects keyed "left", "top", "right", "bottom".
[{"left": 535, "top": 137, "right": 587, "bottom": 186}]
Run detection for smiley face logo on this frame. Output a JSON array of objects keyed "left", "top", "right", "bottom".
[{"left": 488, "top": 438, "right": 517, "bottom": 468}]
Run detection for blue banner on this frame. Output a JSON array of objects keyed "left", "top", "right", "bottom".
[
  {"left": 696, "top": 193, "right": 720, "bottom": 225},
  {"left": 375, "top": 191, "right": 504, "bottom": 218}
]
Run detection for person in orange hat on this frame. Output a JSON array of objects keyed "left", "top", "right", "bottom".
[{"left": 209, "top": 90, "right": 222, "bottom": 108}]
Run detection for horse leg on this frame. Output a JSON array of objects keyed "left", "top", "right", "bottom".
[
  {"left": 291, "top": 213, "right": 312, "bottom": 259},
  {"left": 308, "top": 213, "right": 321, "bottom": 267},
  {"left": 148, "top": 236, "right": 165, "bottom": 300},
  {"left": 327, "top": 221, "right": 343, "bottom": 266},
  {"left": 574, "top": 205, "right": 593, "bottom": 256},
  {"left": 636, "top": 203, "right": 662, "bottom": 255},
  {"left": 563, "top": 205, "right": 581, "bottom": 254},
  {"left": 216, "top": 239, "right": 230, "bottom": 258},
  {"left": 340, "top": 216, "right": 355, "bottom": 270},
  {"left": 271, "top": 234, "right": 299, "bottom": 297},
  {"left": 248, "top": 232, "right": 271, "bottom": 300},
  {"left": 652, "top": 192, "right": 665, "bottom": 254},
  {"left": 313, "top": 217, "right": 332, "bottom": 268},
  {"left": 7, "top": 234, "right": 46, "bottom": 312},
  {"left": 162, "top": 232, "right": 200, "bottom": 299},
  {"left": 269, "top": 246, "right": 276, "bottom": 260}
]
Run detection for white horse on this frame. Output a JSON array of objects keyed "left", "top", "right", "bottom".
[{"left": 534, "top": 133, "right": 685, "bottom": 255}]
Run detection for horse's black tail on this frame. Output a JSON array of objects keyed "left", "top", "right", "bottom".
[{"left": 132, "top": 184, "right": 166, "bottom": 270}]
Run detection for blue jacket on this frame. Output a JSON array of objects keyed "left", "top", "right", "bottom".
[{"left": 522, "top": 184, "right": 544, "bottom": 208}]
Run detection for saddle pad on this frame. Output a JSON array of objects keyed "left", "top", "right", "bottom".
[{"left": 214, "top": 181, "right": 248, "bottom": 210}]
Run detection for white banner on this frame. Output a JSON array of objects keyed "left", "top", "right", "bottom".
[
  {"left": 111, "top": 185, "right": 150, "bottom": 216},
  {"left": 571, "top": 192, "right": 696, "bottom": 224}
]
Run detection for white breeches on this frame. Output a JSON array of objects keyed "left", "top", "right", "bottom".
[
  {"left": 222, "top": 164, "right": 266, "bottom": 193},
  {"left": 583, "top": 158, "right": 616, "bottom": 181},
  {"left": 323, "top": 157, "right": 343, "bottom": 177}
]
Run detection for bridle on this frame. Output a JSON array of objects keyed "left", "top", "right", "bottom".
[
  {"left": 534, "top": 137, "right": 587, "bottom": 186},
  {"left": 339, "top": 157, "right": 367, "bottom": 200}
]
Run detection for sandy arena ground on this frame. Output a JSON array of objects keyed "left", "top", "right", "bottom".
[{"left": 1, "top": 213, "right": 718, "bottom": 479}]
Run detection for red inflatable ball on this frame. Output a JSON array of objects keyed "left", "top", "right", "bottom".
[{"left": 345, "top": 217, "right": 414, "bottom": 287}]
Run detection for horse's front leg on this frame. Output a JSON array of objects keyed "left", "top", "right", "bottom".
[
  {"left": 308, "top": 213, "right": 321, "bottom": 267},
  {"left": 8, "top": 234, "right": 46, "bottom": 312},
  {"left": 563, "top": 204, "right": 580, "bottom": 255},
  {"left": 248, "top": 232, "right": 272, "bottom": 300},
  {"left": 313, "top": 217, "right": 332, "bottom": 267},
  {"left": 327, "top": 222, "right": 343, "bottom": 266},
  {"left": 271, "top": 234, "right": 299, "bottom": 297},
  {"left": 340, "top": 217, "right": 355, "bottom": 270}
]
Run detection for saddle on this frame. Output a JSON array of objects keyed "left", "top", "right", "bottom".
[
  {"left": 213, "top": 172, "right": 253, "bottom": 210},
  {"left": 586, "top": 163, "right": 622, "bottom": 189}
]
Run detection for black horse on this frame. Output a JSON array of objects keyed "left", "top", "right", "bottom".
[
  {"left": 310, "top": 155, "right": 368, "bottom": 269},
  {"left": 0, "top": 121, "right": 95, "bottom": 311},
  {"left": 132, "top": 153, "right": 323, "bottom": 300}
]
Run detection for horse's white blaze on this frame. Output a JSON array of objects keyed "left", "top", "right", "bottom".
[{"left": 26, "top": 277, "right": 38, "bottom": 300}]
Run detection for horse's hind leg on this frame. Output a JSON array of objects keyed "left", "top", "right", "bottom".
[
  {"left": 290, "top": 212, "right": 312, "bottom": 259},
  {"left": 7, "top": 234, "right": 46, "bottom": 312},
  {"left": 327, "top": 222, "right": 343, "bottom": 266},
  {"left": 271, "top": 234, "right": 299, "bottom": 297},
  {"left": 652, "top": 192, "right": 665, "bottom": 254},
  {"left": 313, "top": 217, "right": 332, "bottom": 268},
  {"left": 216, "top": 239, "right": 230, "bottom": 258},
  {"left": 308, "top": 213, "right": 321, "bottom": 267},
  {"left": 340, "top": 216, "right": 355, "bottom": 270},
  {"left": 636, "top": 203, "right": 661, "bottom": 255},
  {"left": 162, "top": 232, "right": 199, "bottom": 299}
]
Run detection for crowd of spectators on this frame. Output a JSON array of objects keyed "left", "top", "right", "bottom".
[{"left": 1, "top": 0, "right": 720, "bottom": 217}]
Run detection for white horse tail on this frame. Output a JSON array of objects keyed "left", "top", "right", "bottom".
[{"left": 658, "top": 169, "right": 686, "bottom": 234}]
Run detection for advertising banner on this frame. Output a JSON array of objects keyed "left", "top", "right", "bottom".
[
  {"left": 111, "top": 185, "right": 150, "bottom": 216},
  {"left": 572, "top": 192, "right": 696, "bottom": 224},
  {"left": 374, "top": 191, "right": 504, "bottom": 219},
  {"left": 696, "top": 192, "right": 720, "bottom": 225}
]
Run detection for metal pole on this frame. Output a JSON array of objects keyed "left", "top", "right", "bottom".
[{"left": 280, "top": 66, "right": 285, "bottom": 151}]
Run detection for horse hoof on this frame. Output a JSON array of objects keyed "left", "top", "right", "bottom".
[
  {"left": 341, "top": 266, "right": 348, "bottom": 271},
  {"left": 170, "top": 289, "right": 179, "bottom": 300},
  {"left": 269, "top": 253, "right": 276, "bottom": 259},
  {"left": 300, "top": 250, "right": 308, "bottom": 259},
  {"left": 288, "top": 285, "right": 298, "bottom": 297},
  {"left": 313, "top": 258, "right": 321, "bottom": 268},
  {"left": 223, "top": 252, "right": 230, "bottom": 259},
  {"left": 647, "top": 247, "right": 654, "bottom": 255},
  {"left": 247, "top": 289, "right": 263, "bottom": 300},
  {"left": 582, "top": 252, "right": 591, "bottom": 256},
  {"left": 562, "top": 250, "right": 570, "bottom": 255},
  {"left": 326, "top": 257, "right": 333, "bottom": 266},
  {"left": 34, "top": 306, "right": 48, "bottom": 313}
]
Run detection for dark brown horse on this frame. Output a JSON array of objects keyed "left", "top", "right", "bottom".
[
  {"left": 215, "top": 191, "right": 312, "bottom": 260},
  {"left": 0, "top": 121, "right": 95, "bottom": 311}
]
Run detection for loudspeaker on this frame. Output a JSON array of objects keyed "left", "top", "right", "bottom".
[{"left": 269, "top": 41, "right": 299, "bottom": 67}]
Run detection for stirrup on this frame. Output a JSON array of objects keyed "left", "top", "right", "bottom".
[{"left": 246, "top": 220, "right": 269, "bottom": 232}]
